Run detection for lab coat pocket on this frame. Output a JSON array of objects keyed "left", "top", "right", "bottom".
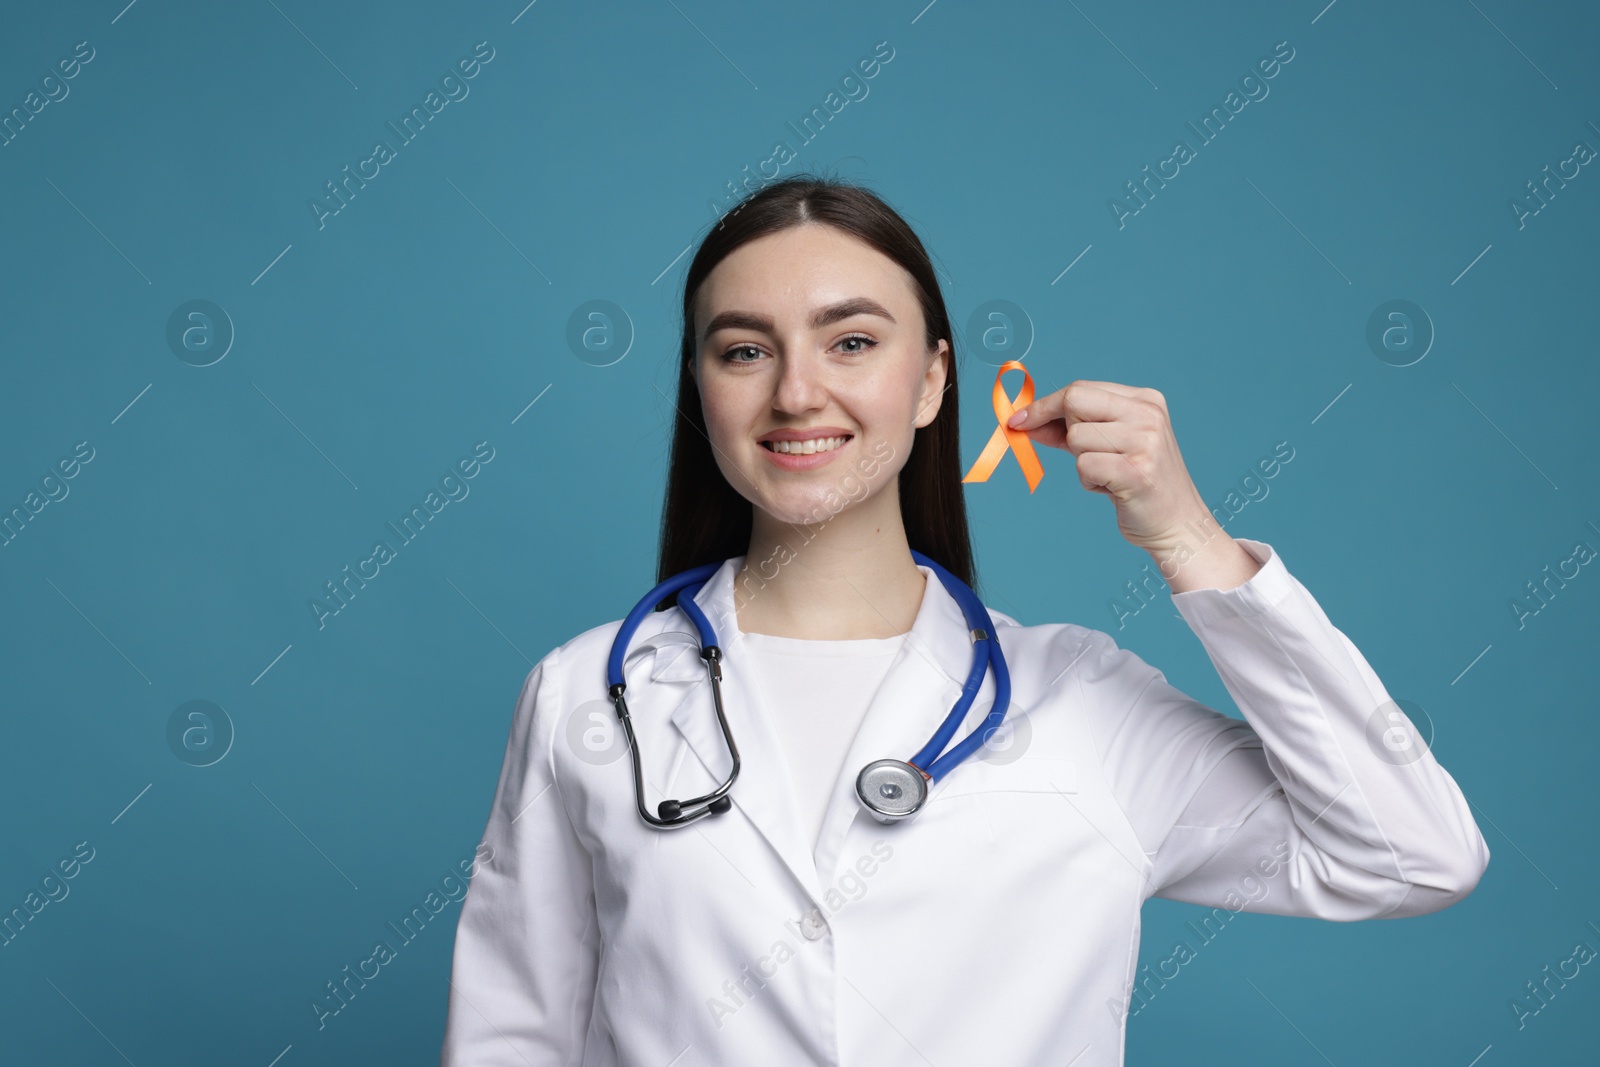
[{"left": 927, "top": 757, "right": 1078, "bottom": 801}]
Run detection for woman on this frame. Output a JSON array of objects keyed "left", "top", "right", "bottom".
[{"left": 439, "top": 175, "right": 1489, "bottom": 1066}]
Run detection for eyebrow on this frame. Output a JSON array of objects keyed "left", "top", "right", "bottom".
[{"left": 701, "top": 297, "right": 897, "bottom": 340}]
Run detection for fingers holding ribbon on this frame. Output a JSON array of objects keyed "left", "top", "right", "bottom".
[{"left": 979, "top": 372, "right": 1208, "bottom": 555}]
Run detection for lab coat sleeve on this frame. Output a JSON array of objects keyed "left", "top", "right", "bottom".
[
  {"left": 1084, "top": 538, "right": 1490, "bottom": 921},
  {"left": 440, "top": 646, "right": 600, "bottom": 1065}
]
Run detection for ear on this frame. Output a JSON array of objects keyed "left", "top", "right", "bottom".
[{"left": 913, "top": 339, "right": 950, "bottom": 429}]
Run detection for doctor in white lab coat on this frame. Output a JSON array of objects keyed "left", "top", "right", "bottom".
[{"left": 439, "top": 178, "right": 1490, "bottom": 1067}]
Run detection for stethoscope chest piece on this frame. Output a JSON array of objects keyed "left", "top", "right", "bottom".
[{"left": 855, "top": 759, "right": 930, "bottom": 823}]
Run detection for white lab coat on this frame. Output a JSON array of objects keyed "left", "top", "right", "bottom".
[{"left": 439, "top": 538, "right": 1489, "bottom": 1066}]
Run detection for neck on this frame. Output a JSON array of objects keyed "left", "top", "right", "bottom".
[{"left": 733, "top": 490, "right": 926, "bottom": 640}]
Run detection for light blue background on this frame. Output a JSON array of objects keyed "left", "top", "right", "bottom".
[{"left": 1, "top": 0, "right": 1596, "bottom": 1063}]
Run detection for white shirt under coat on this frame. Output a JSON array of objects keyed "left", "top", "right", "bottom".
[
  {"left": 439, "top": 538, "right": 1490, "bottom": 1066},
  {"left": 740, "top": 627, "right": 906, "bottom": 853}
]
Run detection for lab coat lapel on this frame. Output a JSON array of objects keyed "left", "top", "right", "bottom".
[
  {"left": 648, "top": 556, "right": 823, "bottom": 899},
  {"left": 810, "top": 564, "right": 979, "bottom": 884}
]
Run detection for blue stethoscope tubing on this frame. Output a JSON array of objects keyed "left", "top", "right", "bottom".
[{"left": 606, "top": 549, "right": 1010, "bottom": 829}]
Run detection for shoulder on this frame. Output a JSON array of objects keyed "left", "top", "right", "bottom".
[
  {"left": 986, "top": 608, "right": 1110, "bottom": 662},
  {"left": 496, "top": 616, "right": 631, "bottom": 773},
  {"left": 987, "top": 609, "right": 1166, "bottom": 693},
  {"left": 514, "top": 607, "right": 684, "bottom": 702}
]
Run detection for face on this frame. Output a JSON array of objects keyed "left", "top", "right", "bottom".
[{"left": 691, "top": 224, "right": 950, "bottom": 527}]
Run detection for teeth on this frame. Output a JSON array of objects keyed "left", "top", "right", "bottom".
[{"left": 767, "top": 435, "right": 848, "bottom": 455}]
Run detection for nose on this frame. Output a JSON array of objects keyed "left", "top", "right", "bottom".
[{"left": 771, "top": 349, "right": 827, "bottom": 415}]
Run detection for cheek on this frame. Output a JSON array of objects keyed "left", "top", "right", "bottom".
[
  {"left": 699, "top": 380, "right": 757, "bottom": 469},
  {"left": 697, "top": 377, "right": 734, "bottom": 437},
  {"left": 874, "top": 381, "right": 923, "bottom": 438}
]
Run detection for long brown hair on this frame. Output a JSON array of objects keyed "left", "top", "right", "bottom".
[{"left": 656, "top": 173, "right": 976, "bottom": 605}]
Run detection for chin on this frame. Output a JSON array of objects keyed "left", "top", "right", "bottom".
[{"left": 755, "top": 491, "right": 859, "bottom": 528}]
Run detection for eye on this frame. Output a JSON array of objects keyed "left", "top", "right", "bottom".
[
  {"left": 723, "top": 344, "right": 764, "bottom": 364},
  {"left": 720, "top": 335, "right": 878, "bottom": 364}
]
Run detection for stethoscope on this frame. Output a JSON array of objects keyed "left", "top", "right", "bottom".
[{"left": 605, "top": 550, "right": 1011, "bottom": 829}]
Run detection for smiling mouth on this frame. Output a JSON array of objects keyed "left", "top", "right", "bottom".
[{"left": 761, "top": 435, "right": 853, "bottom": 455}]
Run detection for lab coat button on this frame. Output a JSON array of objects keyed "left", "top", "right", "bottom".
[{"left": 799, "top": 911, "right": 828, "bottom": 940}]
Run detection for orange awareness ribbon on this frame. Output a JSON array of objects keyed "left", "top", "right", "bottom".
[{"left": 962, "top": 359, "right": 1044, "bottom": 493}]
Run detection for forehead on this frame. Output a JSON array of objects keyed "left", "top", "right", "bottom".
[{"left": 693, "top": 225, "right": 914, "bottom": 336}]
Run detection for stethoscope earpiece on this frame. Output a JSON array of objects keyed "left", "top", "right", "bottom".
[{"left": 654, "top": 793, "right": 732, "bottom": 825}]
